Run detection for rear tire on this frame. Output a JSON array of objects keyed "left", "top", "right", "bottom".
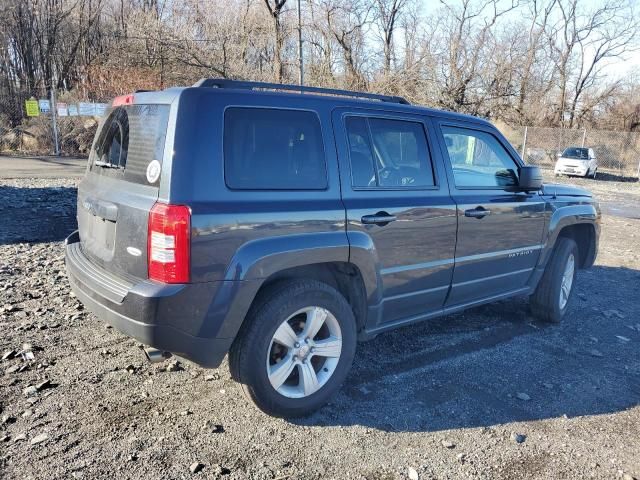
[
  {"left": 229, "top": 280, "right": 357, "bottom": 417},
  {"left": 530, "top": 237, "right": 578, "bottom": 323}
]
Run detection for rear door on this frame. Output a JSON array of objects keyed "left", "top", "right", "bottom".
[
  {"left": 434, "top": 121, "right": 546, "bottom": 307},
  {"left": 77, "top": 102, "right": 171, "bottom": 282},
  {"left": 332, "top": 108, "right": 457, "bottom": 329}
]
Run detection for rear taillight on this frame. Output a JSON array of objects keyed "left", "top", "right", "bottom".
[
  {"left": 112, "top": 94, "right": 134, "bottom": 107},
  {"left": 148, "top": 203, "right": 191, "bottom": 283}
]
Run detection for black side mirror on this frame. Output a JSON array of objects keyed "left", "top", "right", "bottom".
[{"left": 519, "top": 165, "right": 543, "bottom": 191}]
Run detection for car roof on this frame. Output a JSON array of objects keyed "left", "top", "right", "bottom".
[{"left": 136, "top": 80, "right": 494, "bottom": 128}]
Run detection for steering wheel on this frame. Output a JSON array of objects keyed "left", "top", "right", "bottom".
[{"left": 378, "top": 166, "right": 403, "bottom": 186}]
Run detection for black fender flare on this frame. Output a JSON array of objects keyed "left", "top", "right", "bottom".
[
  {"left": 539, "top": 203, "right": 600, "bottom": 270},
  {"left": 346, "top": 230, "right": 383, "bottom": 308},
  {"left": 211, "top": 230, "right": 383, "bottom": 340}
]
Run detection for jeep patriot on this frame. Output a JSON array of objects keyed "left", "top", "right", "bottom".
[{"left": 65, "top": 79, "right": 600, "bottom": 417}]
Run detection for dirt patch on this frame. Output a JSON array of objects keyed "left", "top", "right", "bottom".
[{"left": 0, "top": 178, "right": 639, "bottom": 480}]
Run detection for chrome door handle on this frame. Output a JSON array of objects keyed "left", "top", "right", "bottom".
[
  {"left": 464, "top": 207, "right": 491, "bottom": 219},
  {"left": 361, "top": 213, "right": 397, "bottom": 226}
]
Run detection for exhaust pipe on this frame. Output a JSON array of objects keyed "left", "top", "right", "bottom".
[{"left": 144, "top": 347, "right": 172, "bottom": 363}]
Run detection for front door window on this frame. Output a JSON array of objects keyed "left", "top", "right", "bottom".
[{"left": 441, "top": 126, "right": 518, "bottom": 188}]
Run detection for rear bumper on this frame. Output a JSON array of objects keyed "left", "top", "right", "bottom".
[{"left": 64, "top": 231, "right": 231, "bottom": 368}]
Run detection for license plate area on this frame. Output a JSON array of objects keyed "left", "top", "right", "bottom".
[{"left": 82, "top": 211, "right": 116, "bottom": 260}]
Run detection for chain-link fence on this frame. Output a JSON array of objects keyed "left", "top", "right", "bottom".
[
  {"left": 504, "top": 126, "right": 640, "bottom": 186},
  {"left": 0, "top": 87, "right": 109, "bottom": 158}
]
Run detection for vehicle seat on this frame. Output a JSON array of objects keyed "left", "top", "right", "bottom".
[{"left": 350, "top": 151, "right": 375, "bottom": 186}]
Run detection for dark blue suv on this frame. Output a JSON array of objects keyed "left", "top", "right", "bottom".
[{"left": 65, "top": 80, "right": 600, "bottom": 417}]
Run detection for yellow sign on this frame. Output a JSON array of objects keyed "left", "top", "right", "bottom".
[{"left": 25, "top": 99, "right": 40, "bottom": 117}]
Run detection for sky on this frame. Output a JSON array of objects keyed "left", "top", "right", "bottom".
[{"left": 417, "top": 0, "right": 640, "bottom": 80}]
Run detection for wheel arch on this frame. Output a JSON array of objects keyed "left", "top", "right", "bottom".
[
  {"left": 250, "top": 262, "right": 369, "bottom": 334},
  {"left": 556, "top": 223, "right": 597, "bottom": 268},
  {"left": 215, "top": 232, "right": 380, "bottom": 344},
  {"left": 543, "top": 204, "right": 599, "bottom": 269}
]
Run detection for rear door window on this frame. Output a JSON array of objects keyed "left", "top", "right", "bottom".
[
  {"left": 90, "top": 104, "right": 170, "bottom": 185},
  {"left": 224, "top": 107, "right": 327, "bottom": 190},
  {"left": 345, "top": 116, "right": 435, "bottom": 188}
]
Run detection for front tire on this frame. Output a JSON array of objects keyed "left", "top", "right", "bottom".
[
  {"left": 530, "top": 237, "right": 578, "bottom": 323},
  {"left": 229, "top": 280, "right": 357, "bottom": 417}
]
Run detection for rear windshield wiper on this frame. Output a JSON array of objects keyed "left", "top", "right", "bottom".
[{"left": 94, "top": 160, "right": 121, "bottom": 169}]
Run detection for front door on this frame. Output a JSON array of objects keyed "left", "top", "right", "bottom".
[
  {"left": 332, "top": 108, "right": 457, "bottom": 329},
  {"left": 435, "top": 122, "right": 546, "bottom": 307}
]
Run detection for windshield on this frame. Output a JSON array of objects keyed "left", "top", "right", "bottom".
[{"left": 561, "top": 147, "right": 589, "bottom": 159}]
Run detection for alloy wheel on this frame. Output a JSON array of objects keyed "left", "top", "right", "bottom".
[
  {"left": 559, "top": 253, "right": 575, "bottom": 310},
  {"left": 266, "top": 306, "right": 342, "bottom": 398}
]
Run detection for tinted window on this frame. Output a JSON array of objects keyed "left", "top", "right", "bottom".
[
  {"left": 94, "top": 108, "right": 129, "bottom": 168},
  {"left": 90, "top": 104, "right": 170, "bottom": 185},
  {"left": 224, "top": 108, "right": 326, "bottom": 190},
  {"left": 345, "top": 117, "right": 376, "bottom": 187},
  {"left": 346, "top": 116, "right": 435, "bottom": 188},
  {"left": 442, "top": 126, "right": 518, "bottom": 188}
]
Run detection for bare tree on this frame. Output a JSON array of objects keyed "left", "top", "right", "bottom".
[
  {"left": 511, "top": 0, "right": 558, "bottom": 124},
  {"left": 263, "top": 0, "right": 288, "bottom": 82},
  {"left": 432, "top": 0, "right": 519, "bottom": 115},
  {"left": 547, "top": 0, "right": 640, "bottom": 127},
  {"left": 373, "top": 0, "right": 407, "bottom": 76},
  {"left": 315, "top": 0, "right": 371, "bottom": 89},
  {"left": 1, "top": 0, "right": 639, "bottom": 132}
]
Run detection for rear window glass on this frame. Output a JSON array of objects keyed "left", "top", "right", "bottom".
[
  {"left": 224, "top": 108, "right": 327, "bottom": 190},
  {"left": 90, "top": 104, "right": 170, "bottom": 185}
]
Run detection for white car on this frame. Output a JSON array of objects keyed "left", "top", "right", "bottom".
[{"left": 555, "top": 147, "right": 598, "bottom": 179}]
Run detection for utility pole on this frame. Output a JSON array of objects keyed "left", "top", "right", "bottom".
[
  {"left": 297, "top": 0, "right": 304, "bottom": 86},
  {"left": 50, "top": 74, "right": 60, "bottom": 156}
]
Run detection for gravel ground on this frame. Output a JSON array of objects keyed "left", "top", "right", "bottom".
[{"left": 1, "top": 177, "right": 639, "bottom": 480}]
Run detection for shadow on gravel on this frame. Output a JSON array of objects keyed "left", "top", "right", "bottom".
[
  {"left": 297, "top": 265, "right": 640, "bottom": 432},
  {"left": 593, "top": 171, "right": 639, "bottom": 183},
  {"left": 0, "top": 185, "right": 77, "bottom": 244},
  {"left": 552, "top": 170, "right": 638, "bottom": 183}
]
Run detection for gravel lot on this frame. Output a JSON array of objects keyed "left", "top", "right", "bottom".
[{"left": 1, "top": 177, "right": 639, "bottom": 480}]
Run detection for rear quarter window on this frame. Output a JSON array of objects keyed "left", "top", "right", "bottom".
[
  {"left": 90, "top": 104, "right": 170, "bottom": 185},
  {"left": 224, "top": 107, "right": 327, "bottom": 190}
]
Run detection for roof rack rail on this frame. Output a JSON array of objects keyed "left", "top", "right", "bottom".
[{"left": 192, "top": 78, "right": 410, "bottom": 105}]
